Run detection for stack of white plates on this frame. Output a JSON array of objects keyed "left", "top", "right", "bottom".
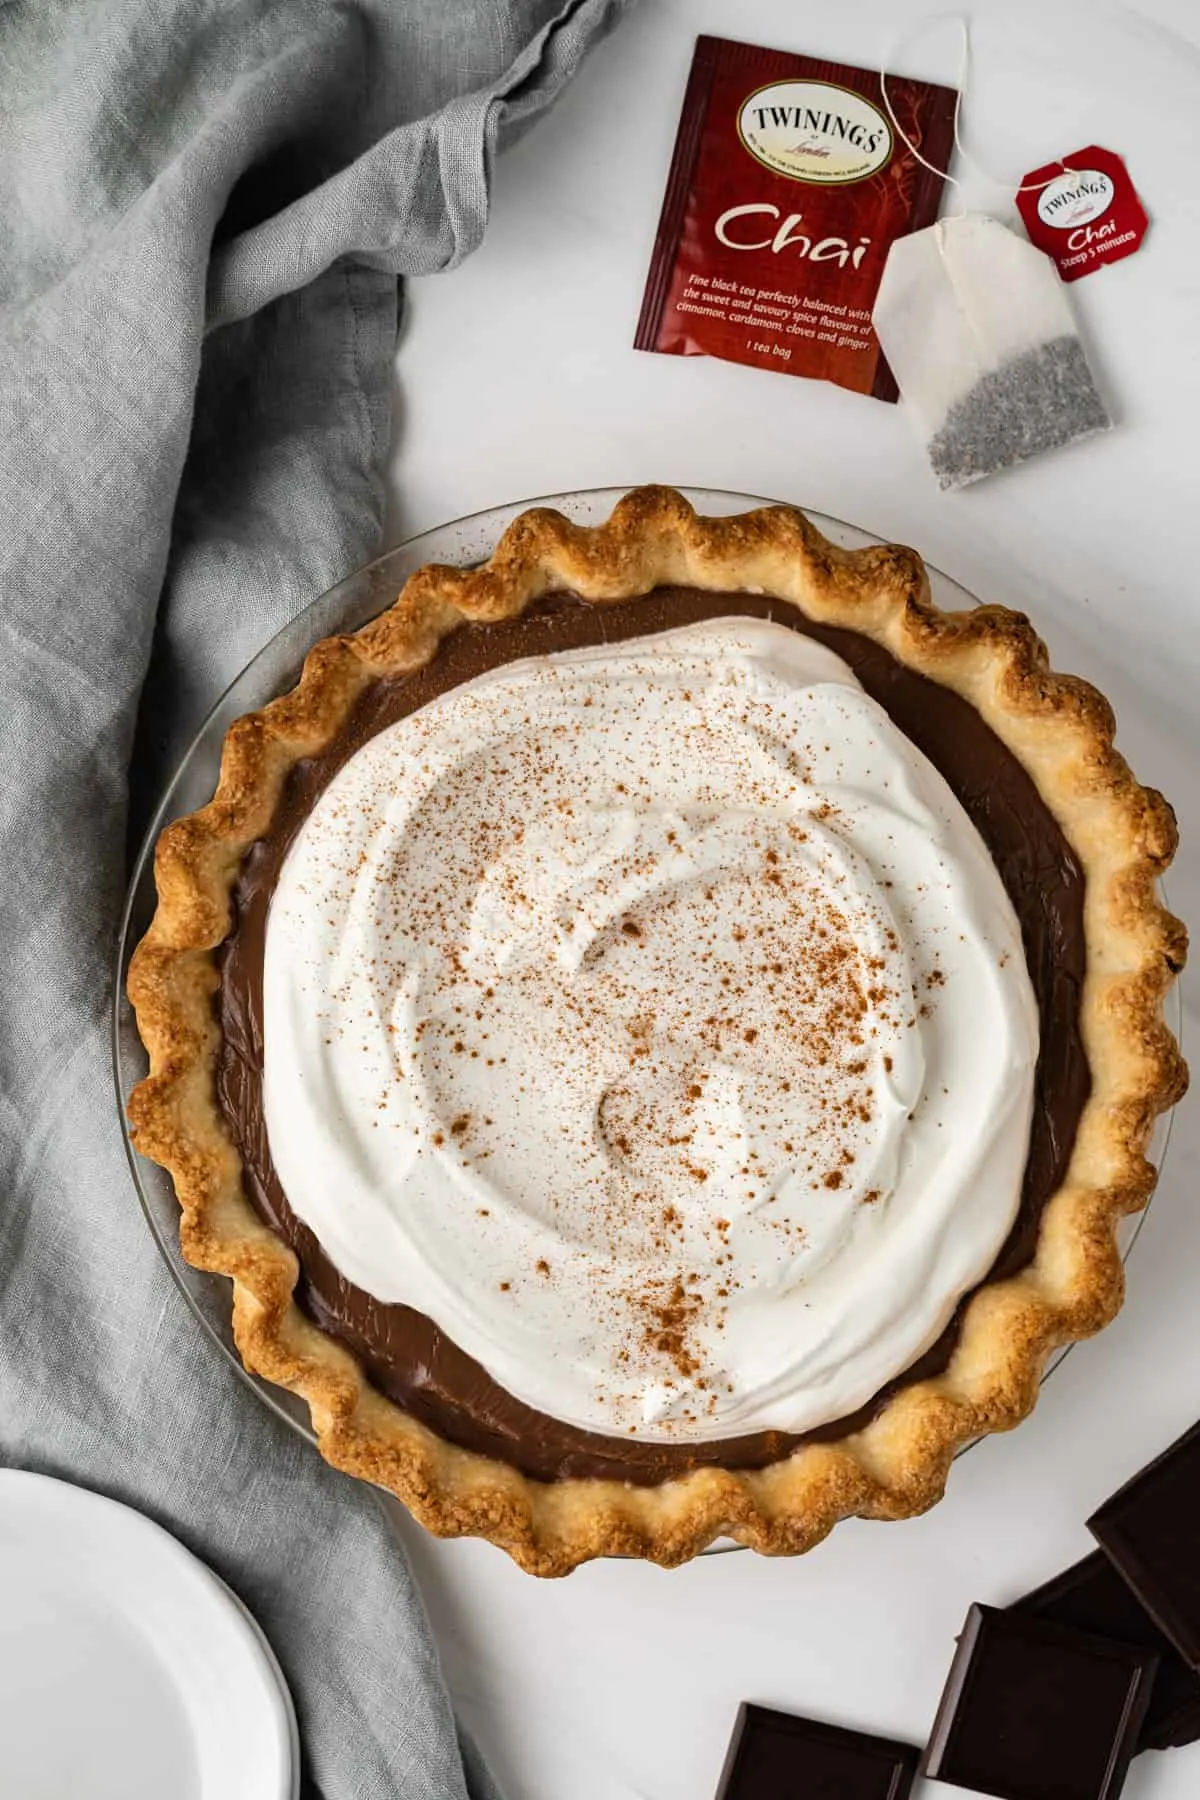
[{"left": 0, "top": 1471, "right": 299, "bottom": 1799}]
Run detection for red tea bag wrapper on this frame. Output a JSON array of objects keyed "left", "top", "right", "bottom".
[
  {"left": 1015, "top": 146, "right": 1148, "bottom": 282},
  {"left": 636, "top": 37, "right": 956, "bottom": 401}
]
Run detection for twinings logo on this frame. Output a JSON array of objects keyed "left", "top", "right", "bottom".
[
  {"left": 1035, "top": 169, "right": 1116, "bottom": 231},
  {"left": 737, "top": 79, "right": 892, "bottom": 186}
]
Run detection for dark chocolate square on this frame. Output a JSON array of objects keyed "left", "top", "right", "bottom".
[
  {"left": 921, "top": 1604, "right": 1156, "bottom": 1800},
  {"left": 715, "top": 1702, "right": 918, "bottom": 1800},
  {"left": 1089, "top": 1419, "right": 1200, "bottom": 1670},
  {"left": 1014, "top": 1550, "right": 1200, "bottom": 1751}
]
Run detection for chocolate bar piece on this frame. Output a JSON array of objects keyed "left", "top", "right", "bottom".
[
  {"left": 921, "top": 1604, "right": 1157, "bottom": 1800},
  {"left": 1014, "top": 1550, "right": 1200, "bottom": 1751},
  {"left": 715, "top": 1702, "right": 918, "bottom": 1800},
  {"left": 1089, "top": 1419, "right": 1200, "bottom": 1670}
]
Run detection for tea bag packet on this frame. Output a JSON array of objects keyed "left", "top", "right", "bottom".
[
  {"left": 635, "top": 36, "right": 957, "bottom": 402},
  {"left": 873, "top": 213, "right": 1111, "bottom": 489}
]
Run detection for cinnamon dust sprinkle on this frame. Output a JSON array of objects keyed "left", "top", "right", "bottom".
[{"left": 632, "top": 1277, "right": 705, "bottom": 1382}]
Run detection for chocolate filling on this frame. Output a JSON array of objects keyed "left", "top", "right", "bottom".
[{"left": 217, "top": 588, "right": 1089, "bottom": 1485}]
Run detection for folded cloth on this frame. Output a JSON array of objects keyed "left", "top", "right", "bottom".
[{"left": 0, "top": 2, "right": 629, "bottom": 1794}]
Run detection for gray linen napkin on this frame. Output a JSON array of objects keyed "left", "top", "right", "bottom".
[{"left": 0, "top": 2, "right": 629, "bottom": 1795}]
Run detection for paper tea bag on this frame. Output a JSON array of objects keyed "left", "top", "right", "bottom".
[{"left": 872, "top": 214, "right": 1110, "bottom": 489}]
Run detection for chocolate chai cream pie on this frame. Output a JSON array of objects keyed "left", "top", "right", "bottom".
[{"left": 127, "top": 489, "right": 1186, "bottom": 1575}]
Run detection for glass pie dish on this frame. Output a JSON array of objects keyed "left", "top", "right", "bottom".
[{"left": 112, "top": 487, "right": 1179, "bottom": 1549}]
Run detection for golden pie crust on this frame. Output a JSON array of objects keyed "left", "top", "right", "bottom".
[{"left": 127, "top": 488, "right": 1186, "bottom": 1576}]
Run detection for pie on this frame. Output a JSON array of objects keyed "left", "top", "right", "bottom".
[{"left": 127, "top": 487, "right": 1186, "bottom": 1576}]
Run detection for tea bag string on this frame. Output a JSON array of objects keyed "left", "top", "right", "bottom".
[{"left": 879, "top": 15, "right": 1081, "bottom": 200}]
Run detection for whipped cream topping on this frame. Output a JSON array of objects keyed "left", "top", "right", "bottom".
[{"left": 263, "top": 618, "right": 1039, "bottom": 1441}]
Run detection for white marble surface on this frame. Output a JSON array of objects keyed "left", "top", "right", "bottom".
[{"left": 384, "top": 3, "right": 1200, "bottom": 1795}]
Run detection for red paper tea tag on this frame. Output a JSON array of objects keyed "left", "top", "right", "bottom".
[
  {"left": 635, "top": 37, "right": 956, "bottom": 401},
  {"left": 1015, "top": 146, "right": 1148, "bottom": 282}
]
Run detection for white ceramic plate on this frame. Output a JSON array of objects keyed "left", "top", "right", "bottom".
[{"left": 0, "top": 1471, "right": 299, "bottom": 1800}]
